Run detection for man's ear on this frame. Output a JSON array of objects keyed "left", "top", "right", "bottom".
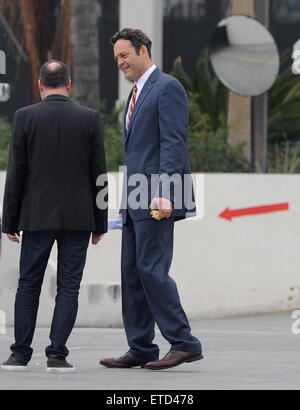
[
  {"left": 38, "top": 79, "right": 43, "bottom": 93},
  {"left": 66, "top": 80, "right": 72, "bottom": 93},
  {"left": 141, "top": 45, "right": 148, "bottom": 58}
]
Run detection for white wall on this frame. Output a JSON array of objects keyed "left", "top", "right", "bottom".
[
  {"left": 118, "top": 0, "right": 164, "bottom": 104},
  {"left": 1, "top": 172, "right": 300, "bottom": 327}
]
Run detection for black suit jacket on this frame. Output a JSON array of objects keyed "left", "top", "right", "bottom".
[{"left": 2, "top": 94, "right": 108, "bottom": 234}]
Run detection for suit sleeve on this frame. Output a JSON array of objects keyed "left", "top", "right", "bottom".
[
  {"left": 156, "top": 79, "right": 189, "bottom": 202},
  {"left": 90, "top": 112, "right": 108, "bottom": 234},
  {"left": 2, "top": 110, "right": 27, "bottom": 234}
]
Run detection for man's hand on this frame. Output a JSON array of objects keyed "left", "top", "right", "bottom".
[
  {"left": 150, "top": 197, "right": 173, "bottom": 219},
  {"left": 92, "top": 233, "right": 105, "bottom": 245},
  {"left": 7, "top": 233, "right": 20, "bottom": 243}
]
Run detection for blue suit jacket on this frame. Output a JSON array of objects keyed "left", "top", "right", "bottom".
[{"left": 120, "top": 67, "right": 196, "bottom": 223}]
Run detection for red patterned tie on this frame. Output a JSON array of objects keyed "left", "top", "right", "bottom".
[{"left": 127, "top": 85, "right": 137, "bottom": 128}]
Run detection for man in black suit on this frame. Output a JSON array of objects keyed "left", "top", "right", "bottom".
[{"left": 1, "top": 60, "right": 107, "bottom": 373}]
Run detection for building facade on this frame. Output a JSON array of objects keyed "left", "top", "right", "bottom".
[{"left": 1, "top": 0, "right": 300, "bottom": 120}]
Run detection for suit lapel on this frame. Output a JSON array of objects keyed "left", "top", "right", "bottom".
[{"left": 124, "top": 68, "right": 161, "bottom": 145}]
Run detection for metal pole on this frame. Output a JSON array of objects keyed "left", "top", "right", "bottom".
[{"left": 252, "top": 0, "right": 270, "bottom": 172}]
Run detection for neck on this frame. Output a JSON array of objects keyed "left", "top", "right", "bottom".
[
  {"left": 135, "top": 62, "right": 154, "bottom": 82},
  {"left": 42, "top": 88, "right": 69, "bottom": 99}
]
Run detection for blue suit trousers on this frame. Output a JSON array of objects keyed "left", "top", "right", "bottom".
[{"left": 121, "top": 213, "right": 202, "bottom": 361}]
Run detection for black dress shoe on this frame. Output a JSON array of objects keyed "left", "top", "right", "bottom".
[
  {"left": 145, "top": 350, "right": 203, "bottom": 370},
  {"left": 99, "top": 353, "right": 148, "bottom": 368}
]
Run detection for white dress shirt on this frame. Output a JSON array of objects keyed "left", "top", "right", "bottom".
[{"left": 126, "top": 64, "right": 157, "bottom": 129}]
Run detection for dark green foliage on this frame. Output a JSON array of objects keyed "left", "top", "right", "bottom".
[
  {"left": 101, "top": 105, "right": 124, "bottom": 171},
  {"left": 171, "top": 50, "right": 249, "bottom": 172},
  {"left": 0, "top": 117, "right": 10, "bottom": 170},
  {"left": 268, "top": 47, "right": 300, "bottom": 143}
]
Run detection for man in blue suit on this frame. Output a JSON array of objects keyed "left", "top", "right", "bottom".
[{"left": 100, "top": 28, "right": 202, "bottom": 370}]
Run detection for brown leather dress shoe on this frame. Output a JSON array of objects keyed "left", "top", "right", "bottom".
[
  {"left": 99, "top": 353, "right": 148, "bottom": 368},
  {"left": 144, "top": 350, "right": 203, "bottom": 370}
]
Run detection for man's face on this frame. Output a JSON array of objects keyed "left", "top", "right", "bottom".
[{"left": 114, "top": 39, "right": 146, "bottom": 82}]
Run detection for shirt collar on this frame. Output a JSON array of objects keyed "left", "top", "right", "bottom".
[{"left": 42, "top": 94, "right": 71, "bottom": 102}]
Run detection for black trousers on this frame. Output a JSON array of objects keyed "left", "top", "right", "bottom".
[{"left": 11, "top": 230, "right": 90, "bottom": 363}]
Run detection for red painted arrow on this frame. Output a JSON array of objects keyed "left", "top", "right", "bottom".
[{"left": 219, "top": 202, "right": 289, "bottom": 221}]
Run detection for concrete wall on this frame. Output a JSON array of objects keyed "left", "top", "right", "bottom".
[
  {"left": 118, "top": 0, "right": 163, "bottom": 104},
  {"left": 1, "top": 172, "right": 300, "bottom": 327}
]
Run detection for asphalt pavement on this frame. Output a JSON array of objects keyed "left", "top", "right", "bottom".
[{"left": 0, "top": 312, "right": 299, "bottom": 390}]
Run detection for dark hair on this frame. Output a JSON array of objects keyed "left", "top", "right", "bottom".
[
  {"left": 110, "top": 28, "right": 152, "bottom": 58},
  {"left": 39, "top": 60, "right": 71, "bottom": 88}
]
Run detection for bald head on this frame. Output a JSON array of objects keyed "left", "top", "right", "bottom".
[
  {"left": 39, "top": 59, "right": 71, "bottom": 88},
  {"left": 38, "top": 59, "right": 71, "bottom": 99},
  {"left": 47, "top": 62, "right": 62, "bottom": 71}
]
